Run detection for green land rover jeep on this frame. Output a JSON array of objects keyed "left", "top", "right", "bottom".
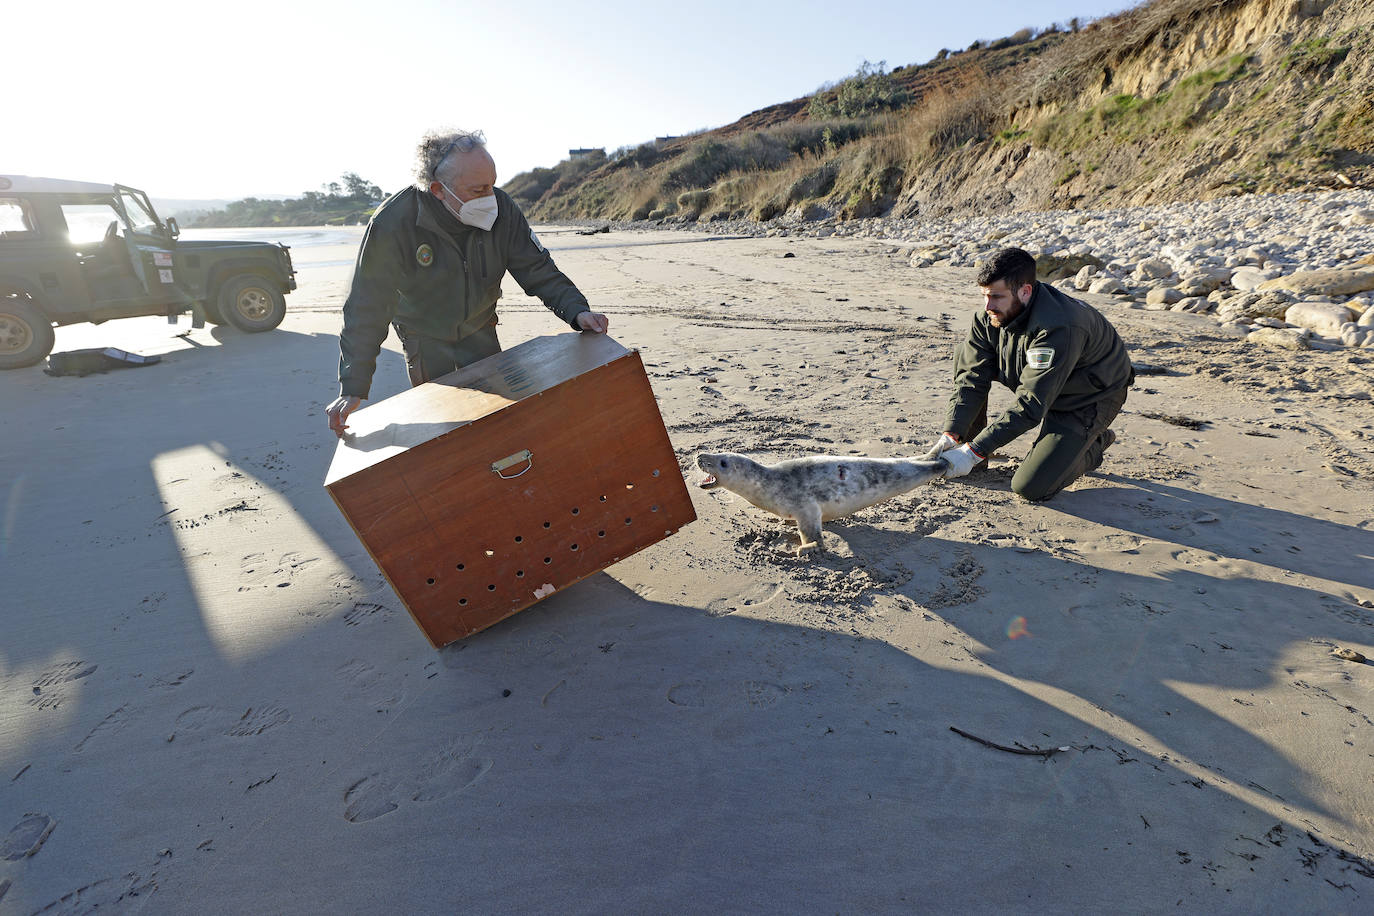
[{"left": 0, "top": 175, "right": 296, "bottom": 369}]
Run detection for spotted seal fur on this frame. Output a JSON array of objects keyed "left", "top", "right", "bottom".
[{"left": 697, "top": 452, "right": 947, "bottom": 555}]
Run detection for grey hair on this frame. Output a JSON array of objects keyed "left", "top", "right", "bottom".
[{"left": 414, "top": 129, "right": 487, "bottom": 188}]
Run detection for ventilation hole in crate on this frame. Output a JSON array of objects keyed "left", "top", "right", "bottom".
[
  {"left": 459, "top": 598, "right": 468, "bottom": 606},
  {"left": 598, "top": 530, "right": 606, "bottom": 538},
  {"left": 516, "top": 570, "right": 525, "bottom": 578},
  {"left": 485, "top": 550, "right": 494, "bottom": 557},
  {"left": 543, "top": 521, "right": 551, "bottom": 529},
  {"left": 455, "top": 563, "right": 465, "bottom": 570},
  {"left": 570, "top": 543, "right": 579, "bottom": 551},
  {"left": 514, "top": 535, "right": 523, "bottom": 543},
  {"left": 625, "top": 517, "right": 633, "bottom": 525},
  {"left": 426, "top": 577, "right": 436, "bottom": 585},
  {"left": 651, "top": 505, "right": 659, "bottom": 512},
  {"left": 488, "top": 584, "right": 496, "bottom": 591},
  {"left": 571, "top": 507, "right": 580, "bottom": 515},
  {"left": 599, "top": 495, "right": 607, "bottom": 502},
  {"left": 652, "top": 469, "right": 660, "bottom": 477},
  {"left": 543, "top": 557, "right": 552, "bottom": 564},
  {"left": 626, "top": 484, "right": 634, "bottom": 490}
]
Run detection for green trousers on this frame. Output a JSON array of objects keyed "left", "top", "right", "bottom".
[
  {"left": 969, "top": 386, "right": 1128, "bottom": 502},
  {"left": 393, "top": 322, "right": 501, "bottom": 388}
]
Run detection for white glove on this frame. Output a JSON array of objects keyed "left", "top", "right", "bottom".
[
  {"left": 923, "top": 433, "right": 961, "bottom": 461},
  {"left": 942, "top": 443, "right": 985, "bottom": 479}
]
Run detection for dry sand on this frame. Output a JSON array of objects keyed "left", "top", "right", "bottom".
[{"left": 3, "top": 226, "right": 1373, "bottom": 913}]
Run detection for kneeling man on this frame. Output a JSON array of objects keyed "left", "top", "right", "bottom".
[{"left": 926, "top": 247, "right": 1133, "bottom": 501}]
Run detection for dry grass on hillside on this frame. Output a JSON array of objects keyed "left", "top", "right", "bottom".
[{"left": 511, "top": 0, "right": 1371, "bottom": 221}]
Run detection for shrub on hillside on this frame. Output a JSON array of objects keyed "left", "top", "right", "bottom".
[
  {"left": 808, "top": 61, "right": 910, "bottom": 120},
  {"left": 503, "top": 167, "right": 560, "bottom": 208},
  {"left": 664, "top": 133, "right": 794, "bottom": 189}
]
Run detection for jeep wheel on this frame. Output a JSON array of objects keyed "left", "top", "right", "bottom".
[
  {"left": 0, "top": 294, "right": 55, "bottom": 370},
  {"left": 218, "top": 275, "right": 286, "bottom": 333}
]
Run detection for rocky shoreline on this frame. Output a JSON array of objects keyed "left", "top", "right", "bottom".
[{"left": 608, "top": 188, "right": 1374, "bottom": 351}]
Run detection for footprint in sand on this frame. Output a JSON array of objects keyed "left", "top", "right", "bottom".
[
  {"left": 237, "top": 551, "right": 322, "bottom": 592},
  {"left": 704, "top": 581, "right": 783, "bottom": 618},
  {"left": 171, "top": 704, "right": 291, "bottom": 740},
  {"left": 28, "top": 661, "right": 97, "bottom": 710},
  {"left": 224, "top": 705, "right": 292, "bottom": 737},
  {"left": 667, "top": 679, "right": 789, "bottom": 710},
  {"left": 342, "top": 602, "right": 390, "bottom": 626},
  {"left": 335, "top": 659, "right": 406, "bottom": 709},
  {"left": 74, "top": 705, "right": 132, "bottom": 752},
  {"left": 1, "top": 813, "right": 56, "bottom": 860},
  {"left": 343, "top": 742, "right": 493, "bottom": 823}
]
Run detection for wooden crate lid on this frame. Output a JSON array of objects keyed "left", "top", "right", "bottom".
[{"left": 326, "top": 332, "right": 632, "bottom": 486}]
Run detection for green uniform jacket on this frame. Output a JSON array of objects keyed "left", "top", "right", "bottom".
[
  {"left": 945, "top": 282, "right": 1133, "bottom": 457},
  {"left": 338, "top": 187, "right": 590, "bottom": 398}
]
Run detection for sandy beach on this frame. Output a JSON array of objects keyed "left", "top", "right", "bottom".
[{"left": 3, "top": 224, "right": 1373, "bottom": 913}]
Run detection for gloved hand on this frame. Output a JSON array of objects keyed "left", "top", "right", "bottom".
[
  {"left": 941, "top": 443, "right": 985, "bottom": 479},
  {"left": 922, "top": 432, "right": 961, "bottom": 461}
]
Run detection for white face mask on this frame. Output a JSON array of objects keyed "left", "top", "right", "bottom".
[{"left": 439, "top": 181, "right": 498, "bottom": 231}]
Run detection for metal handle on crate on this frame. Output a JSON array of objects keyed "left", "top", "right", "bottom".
[{"left": 491, "top": 449, "right": 533, "bottom": 479}]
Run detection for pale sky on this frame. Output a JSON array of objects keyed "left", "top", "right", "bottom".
[{"left": 10, "top": 0, "right": 1132, "bottom": 201}]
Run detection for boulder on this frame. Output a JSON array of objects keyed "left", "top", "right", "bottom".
[
  {"left": 1088, "top": 277, "right": 1126, "bottom": 295},
  {"left": 1247, "top": 327, "right": 1311, "bottom": 350},
  {"left": 1146, "top": 288, "right": 1184, "bottom": 306},
  {"left": 1171, "top": 297, "right": 1213, "bottom": 313},
  {"left": 1231, "top": 266, "right": 1277, "bottom": 291},
  {"left": 1178, "top": 266, "right": 1231, "bottom": 294},
  {"left": 1339, "top": 324, "right": 1368, "bottom": 348},
  {"left": 1037, "top": 251, "right": 1105, "bottom": 281},
  {"left": 1359, "top": 305, "right": 1374, "bottom": 328},
  {"left": 1133, "top": 258, "right": 1174, "bottom": 281},
  {"left": 1073, "top": 265, "right": 1098, "bottom": 291},
  {"left": 1257, "top": 267, "right": 1374, "bottom": 297},
  {"left": 1284, "top": 301, "right": 1356, "bottom": 334},
  {"left": 1218, "top": 290, "right": 1292, "bottom": 321}
]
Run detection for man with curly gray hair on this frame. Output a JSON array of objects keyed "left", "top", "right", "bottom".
[{"left": 328, "top": 128, "right": 608, "bottom": 435}]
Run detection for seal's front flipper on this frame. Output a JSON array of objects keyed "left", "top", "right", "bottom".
[{"left": 794, "top": 504, "right": 824, "bottom": 556}]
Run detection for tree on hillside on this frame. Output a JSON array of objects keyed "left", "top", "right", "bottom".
[
  {"left": 189, "top": 171, "right": 388, "bottom": 227},
  {"left": 342, "top": 172, "right": 383, "bottom": 201}
]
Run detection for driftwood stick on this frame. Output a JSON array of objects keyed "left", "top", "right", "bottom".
[{"left": 949, "top": 726, "right": 1062, "bottom": 758}]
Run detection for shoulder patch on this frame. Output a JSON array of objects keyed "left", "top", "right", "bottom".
[
  {"left": 415, "top": 243, "right": 434, "bottom": 267},
  {"left": 1026, "top": 347, "right": 1054, "bottom": 369},
  {"left": 530, "top": 229, "right": 546, "bottom": 253}
]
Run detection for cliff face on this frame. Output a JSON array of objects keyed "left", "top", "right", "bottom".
[
  {"left": 896, "top": 0, "right": 1372, "bottom": 216},
  {"left": 510, "top": 0, "right": 1374, "bottom": 222}
]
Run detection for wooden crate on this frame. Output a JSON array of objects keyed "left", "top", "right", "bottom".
[{"left": 325, "top": 333, "right": 694, "bottom": 647}]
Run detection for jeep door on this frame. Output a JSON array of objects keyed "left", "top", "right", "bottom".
[{"left": 58, "top": 194, "right": 154, "bottom": 320}]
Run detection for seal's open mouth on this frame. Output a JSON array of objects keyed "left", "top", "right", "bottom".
[{"left": 699, "top": 473, "right": 719, "bottom": 489}]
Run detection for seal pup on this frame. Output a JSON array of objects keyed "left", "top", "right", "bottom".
[{"left": 696, "top": 452, "right": 947, "bottom": 555}]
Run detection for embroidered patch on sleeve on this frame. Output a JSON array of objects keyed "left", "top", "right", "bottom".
[
  {"left": 530, "top": 229, "right": 546, "bottom": 252},
  {"left": 1026, "top": 347, "right": 1054, "bottom": 369}
]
